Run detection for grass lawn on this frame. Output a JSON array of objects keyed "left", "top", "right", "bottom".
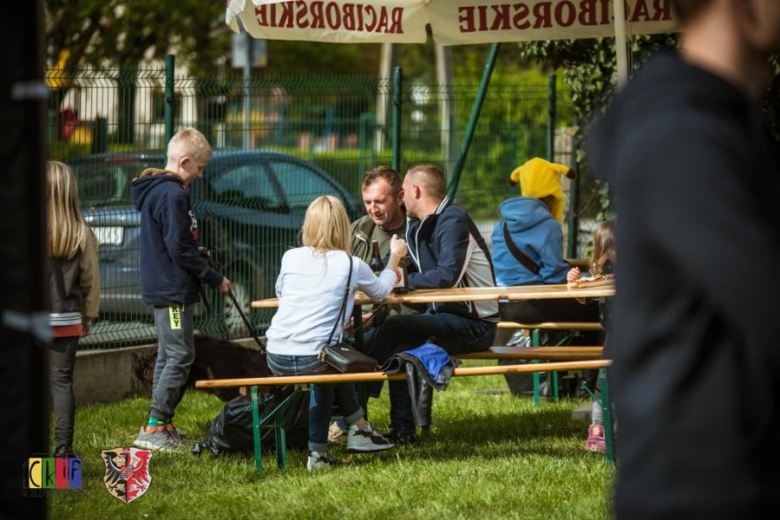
[{"left": 49, "top": 362, "right": 614, "bottom": 519}]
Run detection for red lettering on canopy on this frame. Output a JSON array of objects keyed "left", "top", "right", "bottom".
[
  {"left": 513, "top": 3, "right": 531, "bottom": 30},
  {"left": 310, "top": 1, "right": 325, "bottom": 29},
  {"left": 296, "top": 0, "right": 310, "bottom": 28},
  {"left": 491, "top": 4, "right": 511, "bottom": 30},
  {"left": 365, "top": 5, "right": 377, "bottom": 31},
  {"left": 477, "top": 5, "right": 489, "bottom": 31},
  {"left": 555, "top": 1, "right": 576, "bottom": 27},
  {"left": 579, "top": 0, "right": 597, "bottom": 26},
  {"left": 389, "top": 7, "right": 403, "bottom": 34},
  {"left": 357, "top": 3, "right": 364, "bottom": 30},
  {"left": 533, "top": 1, "right": 552, "bottom": 28},
  {"left": 279, "top": 1, "right": 294, "bottom": 28},
  {"left": 343, "top": 3, "right": 356, "bottom": 31},
  {"left": 631, "top": 0, "right": 650, "bottom": 22},
  {"left": 652, "top": 0, "right": 671, "bottom": 20},
  {"left": 459, "top": 6, "right": 476, "bottom": 33},
  {"left": 376, "top": 6, "right": 389, "bottom": 32},
  {"left": 600, "top": 0, "right": 610, "bottom": 24},
  {"left": 255, "top": 5, "right": 268, "bottom": 27},
  {"left": 325, "top": 2, "right": 342, "bottom": 29}
]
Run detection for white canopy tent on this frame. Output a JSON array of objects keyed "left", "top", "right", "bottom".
[{"left": 225, "top": 0, "right": 677, "bottom": 85}]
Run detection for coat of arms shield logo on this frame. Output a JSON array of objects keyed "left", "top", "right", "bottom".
[{"left": 101, "top": 448, "right": 153, "bottom": 503}]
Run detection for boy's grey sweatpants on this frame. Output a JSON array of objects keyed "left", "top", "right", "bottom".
[{"left": 150, "top": 303, "right": 195, "bottom": 421}]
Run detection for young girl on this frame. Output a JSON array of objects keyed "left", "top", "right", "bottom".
[
  {"left": 47, "top": 160, "right": 100, "bottom": 457},
  {"left": 266, "top": 195, "right": 405, "bottom": 471},
  {"left": 567, "top": 219, "right": 615, "bottom": 452}
]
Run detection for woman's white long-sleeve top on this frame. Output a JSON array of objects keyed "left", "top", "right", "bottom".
[{"left": 266, "top": 247, "right": 396, "bottom": 356}]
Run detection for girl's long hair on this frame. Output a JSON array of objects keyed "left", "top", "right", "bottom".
[
  {"left": 301, "top": 195, "right": 351, "bottom": 254},
  {"left": 47, "top": 160, "right": 87, "bottom": 259},
  {"left": 590, "top": 220, "right": 616, "bottom": 276}
]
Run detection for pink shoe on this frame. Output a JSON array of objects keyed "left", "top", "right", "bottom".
[{"left": 583, "top": 424, "right": 606, "bottom": 452}]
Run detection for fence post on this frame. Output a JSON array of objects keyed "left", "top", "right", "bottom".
[
  {"left": 165, "top": 54, "right": 175, "bottom": 152},
  {"left": 547, "top": 73, "right": 556, "bottom": 162},
  {"left": 392, "top": 66, "right": 402, "bottom": 172},
  {"left": 447, "top": 42, "right": 500, "bottom": 201},
  {"left": 567, "top": 120, "right": 580, "bottom": 258},
  {"left": 92, "top": 117, "right": 108, "bottom": 154}
]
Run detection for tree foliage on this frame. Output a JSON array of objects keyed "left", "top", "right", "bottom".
[{"left": 43, "top": 0, "right": 230, "bottom": 75}]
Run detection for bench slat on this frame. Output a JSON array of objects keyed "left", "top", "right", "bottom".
[
  {"left": 497, "top": 321, "right": 604, "bottom": 331},
  {"left": 195, "top": 360, "right": 611, "bottom": 388},
  {"left": 457, "top": 346, "right": 603, "bottom": 360}
]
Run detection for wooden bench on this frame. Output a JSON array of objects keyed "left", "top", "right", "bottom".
[
  {"left": 195, "top": 359, "right": 615, "bottom": 476},
  {"left": 495, "top": 322, "right": 605, "bottom": 404}
]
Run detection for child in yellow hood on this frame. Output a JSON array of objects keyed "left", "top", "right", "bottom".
[{"left": 509, "top": 157, "right": 576, "bottom": 222}]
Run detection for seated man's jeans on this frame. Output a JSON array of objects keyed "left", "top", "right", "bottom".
[
  {"left": 267, "top": 353, "right": 364, "bottom": 453},
  {"left": 368, "top": 312, "right": 497, "bottom": 434}
]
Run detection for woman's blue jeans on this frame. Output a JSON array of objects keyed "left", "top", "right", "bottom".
[{"left": 267, "top": 353, "right": 364, "bottom": 453}]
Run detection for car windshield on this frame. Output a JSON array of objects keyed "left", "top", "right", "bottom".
[{"left": 72, "top": 161, "right": 159, "bottom": 207}]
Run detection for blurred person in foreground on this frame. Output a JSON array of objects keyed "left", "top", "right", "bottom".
[{"left": 588, "top": 0, "right": 780, "bottom": 517}]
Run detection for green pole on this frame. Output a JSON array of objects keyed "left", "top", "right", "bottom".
[
  {"left": 447, "top": 42, "right": 500, "bottom": 201},
  {"left": 164, "top": 54, "right": 175, "bottom": 154},
  {"left": 392, "top": 66, "right": 402, "bottom": 172},
  {"left": 567, "top": 120, "right": 580, "bottom": 258},
  {"left": 547, "top": 73, "right": 556, "bottom": 162}
]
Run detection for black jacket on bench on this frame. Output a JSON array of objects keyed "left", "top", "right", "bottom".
[{"left": 589, "top": 52, "right": 780, "bottom": 517}]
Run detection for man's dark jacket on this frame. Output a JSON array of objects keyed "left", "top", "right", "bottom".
[
  {"left": 406, "top": 197, "right": 499, "bottom": 322},
  {"left": 589, "top": 52, "right": 780, "bottom": 518},
  {"left": 130, "top": 169, "right": 223, "bottom": 306}
]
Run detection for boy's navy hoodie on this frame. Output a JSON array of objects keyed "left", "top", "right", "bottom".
[{"left": 130, "top": 169, "right": 223, "bottom": 306}]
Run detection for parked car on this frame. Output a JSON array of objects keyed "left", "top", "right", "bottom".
[{"left": 70, "top": 150, "right": 358, "bottom": 342}]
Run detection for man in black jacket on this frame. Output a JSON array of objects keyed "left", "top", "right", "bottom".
[
  {"left": 588, "top": 1, "right": 780, "bottom": 517},
  {"left": 370, "top": 163, "right": 499, "bottom": 443}
]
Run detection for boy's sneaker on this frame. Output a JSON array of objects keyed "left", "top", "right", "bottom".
[
  {"left": 133, "top": 425, "right": 184, "bottom": 452},
  {"left": 327, "top": 419, "right": 348, "bottom": 445},
  {"left": 385, "top": 429, "right": 417, "bottom": 446},
  {"left": 584, "top": 424, "right": 606, "bottom": 452},
  {"left": 307, "top": 451, "right": 342, "bottom": 472},
  {"left": 166, "top": 422, "right": 186, "bottom": 444},
  {"left": 346, "top": 424, "right": 395, "bottom": 453}
]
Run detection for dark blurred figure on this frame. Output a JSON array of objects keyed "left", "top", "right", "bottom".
[{"left": 588, "top": 1, "right": 780, "bottom": 518}]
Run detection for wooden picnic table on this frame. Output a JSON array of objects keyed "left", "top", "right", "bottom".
[{"left": 251, "top": 282, "right": 615, "bottom": 309}]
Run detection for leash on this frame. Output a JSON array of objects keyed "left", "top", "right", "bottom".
[{"left": 227, "top": 288, "right": 266, "bottom": 354}]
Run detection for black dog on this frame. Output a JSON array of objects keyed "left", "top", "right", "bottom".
[{"left": 131, "top": 335, "right": 270, "bottom": 402}]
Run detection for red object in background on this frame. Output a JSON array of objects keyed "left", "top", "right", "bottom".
[{"left": 58, "top": 108, "right": 79, "bottom": 141}]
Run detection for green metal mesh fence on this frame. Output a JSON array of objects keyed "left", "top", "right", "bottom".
[{"left": 46, "top": 66, "right": 580, "bottom": 349}]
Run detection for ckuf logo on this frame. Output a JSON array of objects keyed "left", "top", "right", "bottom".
[
  {"left": 22, "top": 455, "right": 82, "bottom": 497},
  {"left": 102, "top": 448, "right": 153, "bottom": 503}
]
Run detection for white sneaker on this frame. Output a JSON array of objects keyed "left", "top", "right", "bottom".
[
  {"left": 307, "top": 451, "right": 342, "bottom": 472},
  {"left": 346, "top": 423, "right": 395, "bottom": 453}
]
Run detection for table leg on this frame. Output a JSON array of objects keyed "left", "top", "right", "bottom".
[
  {"left": 599, "top": 368, "right": 616, "bottom": 464},
  {"left": 353, "top": 304, "right": 369, "bottom": 417},
  {"left": 275, "top": 419, "right": 287, "bottom": 470},
  {"left": 250, "top": 386, "right": 263, "bottom": 475}
]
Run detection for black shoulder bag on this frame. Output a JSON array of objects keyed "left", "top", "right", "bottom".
[
  {"left": 503, "top": 222, "right": 540, "bottom": 275},
  {"left": 319, "top": 254, "right": 378, "bottom": 373}
]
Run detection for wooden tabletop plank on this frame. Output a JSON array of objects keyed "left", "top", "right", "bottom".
[
  {"left": 195, "top": 359, "right": 612, "bottom": 388},
  {"left": 252, "top": 283, "right": 615, "bottom": 309}
]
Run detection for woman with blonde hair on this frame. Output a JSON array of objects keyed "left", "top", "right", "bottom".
[
  {"left": 266, "top": 195, "right": 406, "bottom": 470},
  {"left": 47, "top": 160, "right": 100, "bottom": 457}
]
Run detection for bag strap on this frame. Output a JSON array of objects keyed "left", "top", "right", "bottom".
[
  {"left": 502, "top": 222, "right": 540, "bottom": 275},
  {"left": 326, "top": 253, "right": 354, "bottom": 346}
]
